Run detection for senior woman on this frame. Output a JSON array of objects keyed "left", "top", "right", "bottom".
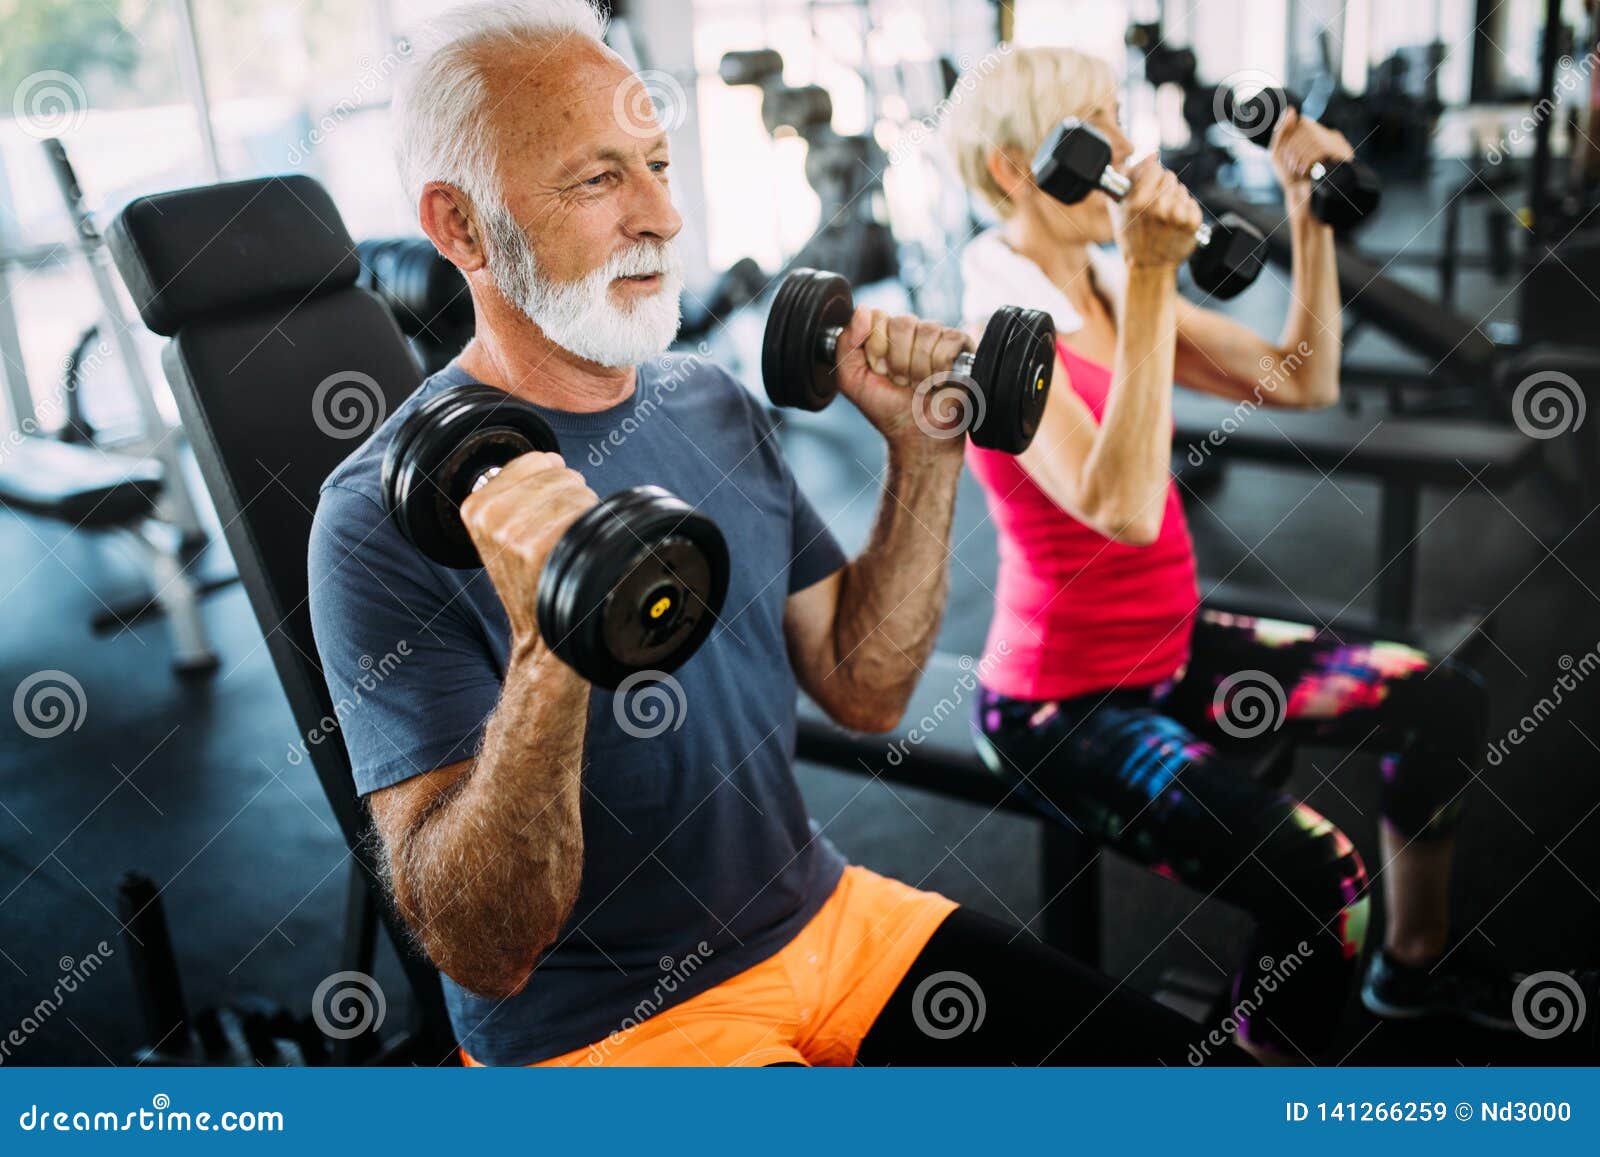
[{"left": 944, "top": 46, "right": 1509, "bottom": 1062}]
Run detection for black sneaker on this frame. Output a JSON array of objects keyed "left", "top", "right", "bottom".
[{"left": 1361, "top": 950, "right": 1518, "bottom": 1031}]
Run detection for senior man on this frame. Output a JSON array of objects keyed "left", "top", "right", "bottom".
[{"left": 309, "top": 0, "right": 1234, "bottom": 1067}]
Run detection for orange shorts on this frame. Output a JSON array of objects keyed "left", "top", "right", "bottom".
[{"left": 462, "top": 865, "right": 957, "bottom": 1067}]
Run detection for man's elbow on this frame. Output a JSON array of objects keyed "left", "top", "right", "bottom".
[
  {"left": 436, "top": 935, "right": 552, "bottom": 1001},
  {"left": 457, "top": 961, "right": 536, "bottom": 1002},
  {"left": 824, "top": 696, "right": 906, "bottom": 735}
]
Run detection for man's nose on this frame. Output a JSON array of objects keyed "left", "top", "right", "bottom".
[{"left": 626, "top": 173, "right": 681, "bottom": 243}]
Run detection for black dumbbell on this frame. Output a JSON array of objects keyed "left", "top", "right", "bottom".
[
  {"left": 761, "top": 269, "right": 1056, "bottom": 455},
  {"left": 1220, "top": 86, "right": 1381, "bottom": 230},
  {"left": 1031, "top": 117, "right": 1266, "bottom": 300},
  {"left": 381, "top": 384, "right": 729, "bottom": 689}
]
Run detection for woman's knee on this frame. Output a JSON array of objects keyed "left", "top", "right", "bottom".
[
  {"left": 1250, "top": 803, "right": 1372, "bottom": 957},
  {"left": 1380, "top": 658, "right": 1489, "bottom": 839},
  {"left": 1412, "top": 658, "right": 1491, "bottom": 742}
]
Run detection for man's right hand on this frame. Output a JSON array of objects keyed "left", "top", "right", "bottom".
[
  {"left": 1114, "top": 157, "right": 1203, "bottom": 270},
  {"left": 459, "top": 451, "right": 599, "bottom": 650}
]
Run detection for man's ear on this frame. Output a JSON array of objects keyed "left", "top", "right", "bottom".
[
  {"left": 417, "top": 182, "right": 487, "bottom": 273},
  {"left": 983, "top": 146, "right": 1033, "bottom": 203}
]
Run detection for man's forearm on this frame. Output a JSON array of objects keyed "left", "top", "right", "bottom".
[
  {"left": 823, "top": 450, "right": 962, "bottom": 731},
  {"left": 388, "top": 650, "right": 589, "bottom": 998}
]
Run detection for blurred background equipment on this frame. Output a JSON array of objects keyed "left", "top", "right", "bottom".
[{"left": 2, "top": 0, "right": 1598, "bottom": 1070}]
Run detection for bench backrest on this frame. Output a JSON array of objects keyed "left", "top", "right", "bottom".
[{"left": 107, "top": 175, "right": 451, "bottom": 1047}]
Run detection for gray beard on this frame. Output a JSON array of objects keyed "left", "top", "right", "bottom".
[{"left": 481, "top": 206, "right": 683, "bottom": 368}]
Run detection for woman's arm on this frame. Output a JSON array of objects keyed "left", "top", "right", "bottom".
[
  {"left": 1021, "top": 265, "right": 1180, "bottom": 545},
  {"left": 1173, "top": 110, "right": 1350, "bottom": 410},
  {"left": 1017, "top": 161, "right": 1199, "bottom": 546}
]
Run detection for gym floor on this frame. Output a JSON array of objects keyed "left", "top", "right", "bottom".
[{"left": 2, "top": 184, "right": 1596, "bottom": 1067}]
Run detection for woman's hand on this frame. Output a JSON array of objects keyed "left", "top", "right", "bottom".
[
  {"left": 1270, "top": 108, "right": 1355, "bottom": 217},
  {"left": 1114, "top": 157, "right": 1204, "bottom": 270}
]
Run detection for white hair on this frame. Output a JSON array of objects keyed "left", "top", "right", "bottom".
[{"left": 393, "top": 0, "right": 610, "bottom": 210}]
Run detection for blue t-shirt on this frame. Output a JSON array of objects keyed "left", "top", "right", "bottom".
[{"left": 307, "top": 354, "right": 849, "bottom": 1063}]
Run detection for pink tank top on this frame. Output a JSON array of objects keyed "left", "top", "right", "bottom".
[{"left": 965, "top": 342, "right": 1200, "bottom": 701}]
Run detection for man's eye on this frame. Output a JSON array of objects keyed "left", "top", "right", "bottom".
[
  {"left": 650, "top": 160, "right": 670, "bottom": 174},
  {"left": 583, "top": 172, "right": 612, "bottom": 187}
]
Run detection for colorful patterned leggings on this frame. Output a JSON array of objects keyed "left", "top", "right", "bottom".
[{"left": 973, "top": 610, "right": 1489, "bottom": 1057}]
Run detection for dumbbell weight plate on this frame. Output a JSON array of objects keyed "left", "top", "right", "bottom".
[
  {"left": 1187, "top": 212, "right": 1266, "bottom": 300},
  {"left": 383, "top": 385, "right": 560, "bottom": 569},
  {"left": 536, "top": 486, "right": 730, "bottom": 689},
  {"left": 967, "top": 307, "right": 1055, "bottom": 455},
  {"left": 762, "top": 269, "right": 854, "bottom": 411},
  {"left": 1310, "top": 161, "right": 1382, "bottom": 231}
]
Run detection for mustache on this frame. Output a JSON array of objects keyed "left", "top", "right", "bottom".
[{"left": 601, "top": 242, "right": 681, "bottom": 281}]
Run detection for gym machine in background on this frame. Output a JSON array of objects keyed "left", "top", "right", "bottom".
[
  {"left": 0, "top": 138, "right": 235, "bottom": 674},
  {"left": 719, "top": 48, "right": 900, "bottom": 296}
]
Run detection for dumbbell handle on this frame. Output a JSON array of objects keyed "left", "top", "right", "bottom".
[
  {"left": 470, "top": 466, "right": 502, "bottom": 493},
  {"left": 1091, "top": 167, "right": 1214, "bottom": 248},
  {"left": 817, "top": 327, "right": 978, "bottom": 378}
]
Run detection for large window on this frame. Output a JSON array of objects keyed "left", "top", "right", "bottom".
[
  {"left": 0, "top": 0, "right": 208, "bottom": 435},
  {"left": 686, "top": 0, "right": 996, "bottom": 276}
]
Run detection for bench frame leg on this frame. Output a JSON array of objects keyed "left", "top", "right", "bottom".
[
  {"left": 112, "top": 521, "right": 221, "bottom": 675},
  {"left": 1377, "top": 481, "right": 1421, "bottom": 630},
  {"left": 1039, "top": 825, "right": 1101, "bottom": 968}
]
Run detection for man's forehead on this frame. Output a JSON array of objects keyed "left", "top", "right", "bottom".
[{"left": 482, "top": 42, "right": 665, "bottom": 158}]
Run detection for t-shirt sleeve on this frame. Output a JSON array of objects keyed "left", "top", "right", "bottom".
[
  {"left": 731, "top": 376, "right": 848, "bottom": 594},
  {"left": 306, "top": 483, "right": 505, "bottom": 796}
]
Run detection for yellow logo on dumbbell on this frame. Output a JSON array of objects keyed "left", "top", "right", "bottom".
[{"left": 649, "top": 595, "right": 673, "bottom": 620}]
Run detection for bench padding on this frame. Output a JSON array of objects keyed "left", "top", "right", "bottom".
[
  {"left": 0, "top": 438, "right": 163, "bottom": 527},
  {"left": 1174, "top": 392, "right": 1538, "bottom": 487},
  {"left": 108, "top": 175, "right": 360, "bottom": 337}
]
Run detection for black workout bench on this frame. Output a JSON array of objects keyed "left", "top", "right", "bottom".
[
  {"left": 0, "top": 436, "right": 223, "bottom": 673},
  {"left": 797, "top": 651, "right": 1299, "bottom": 970},
  {"left": 1173, "top": 391, "right": 1541, "bottom": 646}
]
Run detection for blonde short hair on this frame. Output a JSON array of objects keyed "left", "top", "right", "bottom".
[{"left": 944, "top": 45, "right": 1118, "bottom": 218}]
